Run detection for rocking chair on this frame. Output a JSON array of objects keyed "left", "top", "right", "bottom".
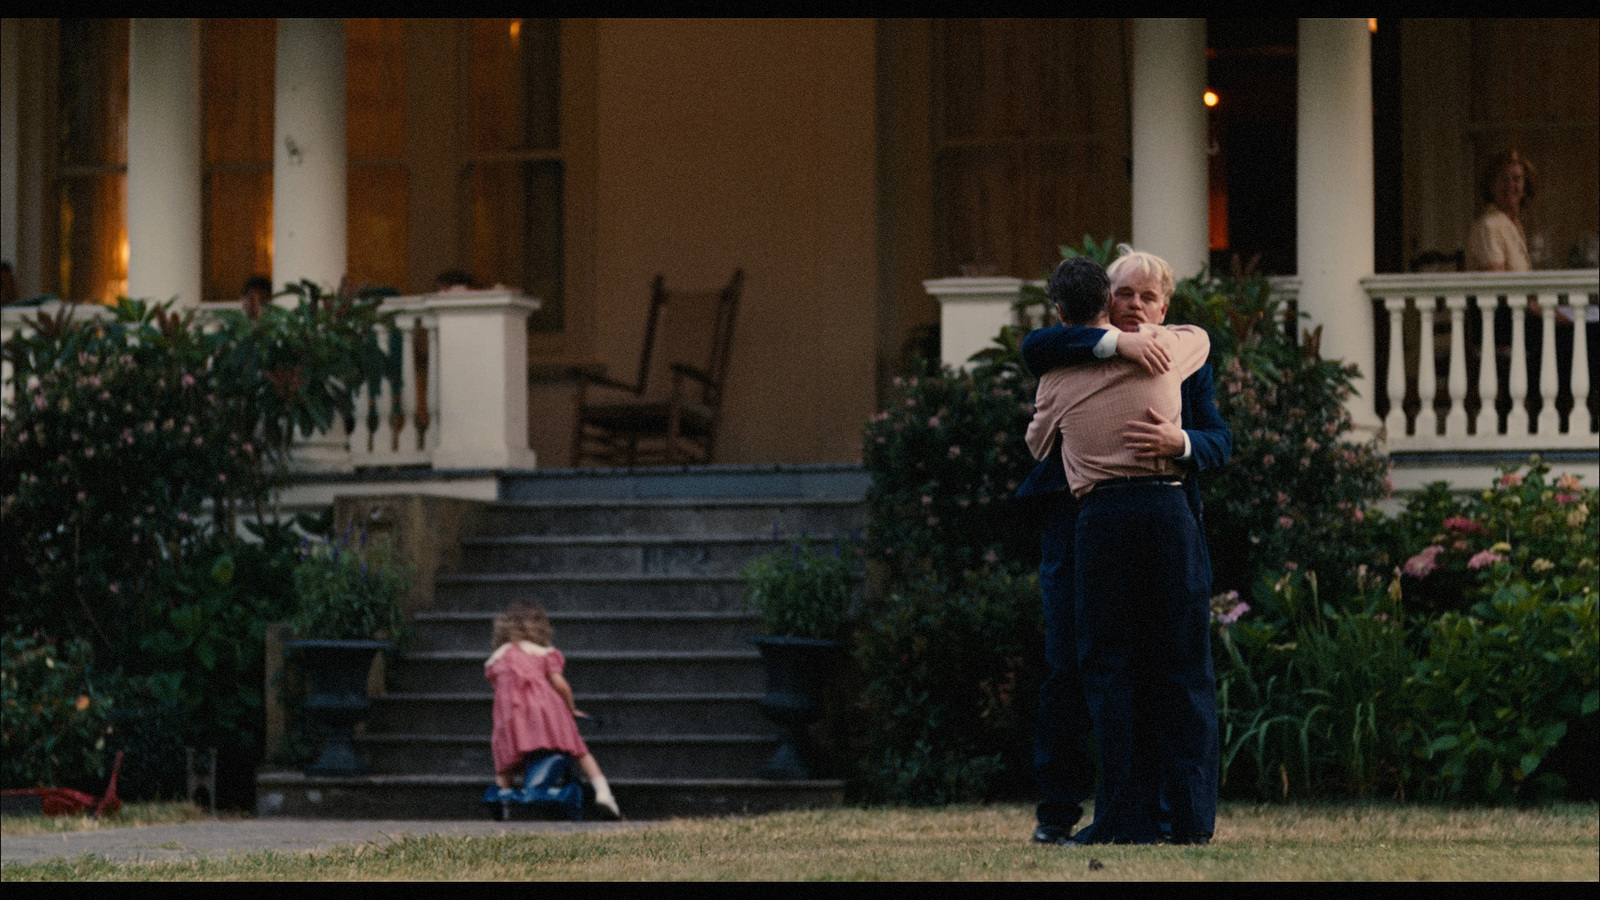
[{"left": 571, "top": 270, "right": 743, "bottom": 467}]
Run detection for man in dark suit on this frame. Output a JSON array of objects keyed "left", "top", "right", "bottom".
[{"left": 1020, "top": 252, "right": 1231, "bottom": 845}]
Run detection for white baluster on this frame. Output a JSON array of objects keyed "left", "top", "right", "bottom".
[
  {"left": 1384, "top": 297, "right": 1405, "bottom": 441},
  {"left": 1444, "top": 294, "right": 1468, "bottom": 438},
  {"left": 1418, "top": 297, "right": 1438, "bottom": 436},
  {"left": 374, "top": 324, "right": 397, "bottom": 461},
  {"left": 1508, "top": 296, "right": 1528, "bottom": 436},
  {"left": 424, "top": 317, "right": 443, "bottom": 456},
  {"left": 1536, "top": 293, "right": 1560, "bottom": 437},
  {"left": 1479, "top": 296, "right": 1499, "bottom": 437},
  {"left": 1574, "top": 297, "right": 1594, "bottom": 435},
  {"left": 396, "top": 319, "right": 419, "bottom": 455}
]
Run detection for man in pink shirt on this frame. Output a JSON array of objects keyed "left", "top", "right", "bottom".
[{"left": 1025, "top": 253, "right": 1219, "bottom": 845}]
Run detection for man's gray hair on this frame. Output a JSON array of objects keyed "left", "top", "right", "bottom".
[{"left": 1106, "top": 244, "right": 1175, "bottom": 301}]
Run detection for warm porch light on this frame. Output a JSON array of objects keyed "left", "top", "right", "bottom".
[
  {"left": 1369, "top": 19, "right": 1378, "bottom": 33},
  {"left": 1204, "top": 89, "right": 1219, "bottom": 108}
]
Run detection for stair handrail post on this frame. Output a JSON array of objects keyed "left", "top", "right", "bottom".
[{"left": 423, "top": 288, "right": 542, "bottom": 471}]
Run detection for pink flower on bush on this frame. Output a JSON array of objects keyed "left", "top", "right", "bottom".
[
  {"left": 1278, "top": 516, "right": 1294, "bottom": 530},
  {"left": 1404, "top": 545, "right": 1445, "bottom": 578},
  {"left": 1467, "top": 549, "right": 1505, "bottom": 570},
  {"left": 1556, "top": 473, "right": 1583, "bottom": 493},
  {"left": 1500, "top": 472, "right": 1524, "bottom": 487},
  {"left": 1210, "top": 590, "right": 1250, "bottom": 629},
  {"left": 1442, "top": 516, "right": 1486, "bottom": 534}
]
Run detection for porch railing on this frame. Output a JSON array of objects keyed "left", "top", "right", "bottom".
[
  {"left": 925, "top": 270, "right": 1599, "bottom": 458},
  {"left": 2, "top": 289, "right": 542, "bottom": 472},
  {"left": 1363, "top": 270, "right": 1598, "bottom": 452}
]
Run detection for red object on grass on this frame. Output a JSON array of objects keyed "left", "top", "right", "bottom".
[
  {"left": 1, "top": 750, "right": 125, "bottom": 817},
  {"left": 95, "top": 750, "right": 124, "bottom": 818}
]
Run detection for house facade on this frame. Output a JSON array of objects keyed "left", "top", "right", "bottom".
[{"left": 3, "top": 18, "right": 1596, "bottom": 491}]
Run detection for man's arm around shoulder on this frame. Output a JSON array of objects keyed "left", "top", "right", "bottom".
[{"left": 1021, "top": 325, "right": 1109, "bottom": 377}]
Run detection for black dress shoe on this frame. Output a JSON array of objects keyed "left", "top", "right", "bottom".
[{"left": 1032, "top": 824, "right": 1087, "bottom": 845}]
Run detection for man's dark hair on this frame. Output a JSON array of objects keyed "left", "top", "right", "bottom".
[{"left": 1046, "top": 256, "right": 1109, "bottom": 326}]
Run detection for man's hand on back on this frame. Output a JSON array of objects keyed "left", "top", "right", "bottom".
[{"left": 1122, "top": 406, "right": 1185, "bottom": 459}]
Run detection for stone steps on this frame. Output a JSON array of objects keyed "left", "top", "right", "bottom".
[
  {"left": 258, "top": 464, "right": 866, "bottom": 819},
  {"left": 412, "top": 610, "right": 760, "bottom": 653},
  {"left": 369, "top": 692, "right": 769, "bottom": 736}
]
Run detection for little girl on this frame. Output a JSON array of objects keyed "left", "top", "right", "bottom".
[{"left": 486, "top": 599, "right": 620, "bottom": 819}]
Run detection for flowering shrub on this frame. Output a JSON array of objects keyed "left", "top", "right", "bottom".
[
  {"left": 1395, "top": 459, "right": 1599, "bottom": 801},
  {"left": 2, "top": 287, "right": 385, "bottom": 652},
  {"left": 861, "top": 355, "right": 1040, "bottom": 582},
  {"left": 1, "top": 632, "right": 113, "bottom": 790},
  {"left": 854, "top": 566, "right": 1044, "bottom": 804},
  {"left": 1165, "top": 266, "right": 1393, "bottom": 600},
  {"left": 2, "top": 283, "right": 386, "bottom": 801},
  {"left": 1214, "top": 459, "right": 1598, "bottom": 802}
]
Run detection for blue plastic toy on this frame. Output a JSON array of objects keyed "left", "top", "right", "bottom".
[{"left": 482, "top": 751, "right": 585, "bottom": 821}]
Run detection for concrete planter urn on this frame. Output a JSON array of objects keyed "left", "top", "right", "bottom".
[
  {"left": 747, "top": 635, "right": 843, "bottom": 780},
  {"left": 285, "top": 639, "right": 391, "bottom": 777}
]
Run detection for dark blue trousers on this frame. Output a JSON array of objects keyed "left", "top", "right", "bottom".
[
  {"left": 1033, "top": 491, "right": 1096, "bottom": 829},
  {"left": 1074, "top": 483, "right": 1217, "bottom": 843}
]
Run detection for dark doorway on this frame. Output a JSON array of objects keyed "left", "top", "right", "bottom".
[{"left": 1206, "top": 19, "right": 1298, "bottom": 276}]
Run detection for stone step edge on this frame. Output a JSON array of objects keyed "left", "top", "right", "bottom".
[
  {"left": 375, "top": 692, "right": 764, "bottom": 702},
  {"left": 257, "top": 771, "right": 842, "bottom": 790},
  {"left": 489, "top": 496, "right": 865, "bottom": 510},
  {"left": 462, "top": 534, "right": 855, "bottom": 547},
  {"left": 355, "top": 734, "right": 775, "bottom": 745},
  {"left": 402, "top": 650, "right": 759, "bottom": 663},
  {"left": 414, "top": 611, "right": 757, "bottom": 623},
  {"left": 437, "top": 572, "right": 746, "bottom": 584}
]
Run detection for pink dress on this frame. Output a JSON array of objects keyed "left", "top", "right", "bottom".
[{"left": 486, "top": 641, "right": 589, "bottom": 775}]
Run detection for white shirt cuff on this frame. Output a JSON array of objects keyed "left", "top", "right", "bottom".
[
  {"left": 1179, "top": 432, "right": 1193, "bottom": 460},
  {"left": 1092, "top": 329, "right": 1118, "bottom": 359}
]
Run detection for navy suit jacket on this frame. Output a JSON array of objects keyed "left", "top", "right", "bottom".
[{"left": 1014, "top": 325, "right": 1232, "bottom": 524}]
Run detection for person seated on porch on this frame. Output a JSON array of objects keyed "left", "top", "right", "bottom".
[
  {"left": 239, "top": 275, "right": 272, "bottom": 320},
  {"left": 1466, "top": 149, "right": 1537, "bottom": 273},
  {"left": 1464, "top": 150, "right": 1569, "bottom": 414},
  {"left": 1, "top": 261, "right": 17, "bottom": 307},
  {"left": 435, "top": 269, "right": 477, "bottom": 292}
]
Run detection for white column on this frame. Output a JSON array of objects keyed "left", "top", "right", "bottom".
[
  {"left": 2, "top": 20, "right": 19, "bottom": 271},
  {"left": 1130, "top": 18, "right": 1208, "bottom": 279},
  {"left": 127, "top": 18, "right": 202, "bottom": 306},
  {"left": 272, "top": 18, "right": 346, "bottom": 293},
  {"left": 1297, "top": 18, "right": 1375, "bottom": 430}
]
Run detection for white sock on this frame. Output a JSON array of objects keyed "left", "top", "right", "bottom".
[{"left": 590, "top": 774, "right": 619, "bottom": 815}]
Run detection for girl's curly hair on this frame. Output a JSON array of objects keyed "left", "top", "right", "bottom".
[{"left": 492, "top": 600, "right": 553, "bottom": 648}]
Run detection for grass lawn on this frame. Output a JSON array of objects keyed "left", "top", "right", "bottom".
[
  {"left": 1, "top": 802, "right": 216, "bottom": 837},
  {"left": 3, "top": 801, "right": 1596, "bottom": 881}
]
